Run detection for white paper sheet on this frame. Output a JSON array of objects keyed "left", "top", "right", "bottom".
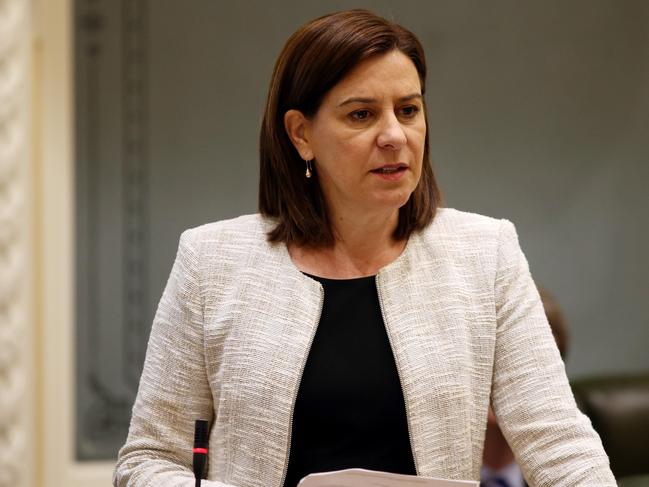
[{"left": 297, "top": 468, "right": 479, "bottom": 487}]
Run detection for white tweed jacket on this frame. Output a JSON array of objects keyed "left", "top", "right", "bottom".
[{"left": 113, "top": 208, "right": 615, "bottom": 487}]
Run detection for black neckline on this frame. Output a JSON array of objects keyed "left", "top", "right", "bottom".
[{"left": 302, "top": 272, "right": 377, "bottom": 284}]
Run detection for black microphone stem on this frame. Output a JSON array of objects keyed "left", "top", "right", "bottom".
[{"left": 193, "top": 419, "right": 209, "bottom": 487}]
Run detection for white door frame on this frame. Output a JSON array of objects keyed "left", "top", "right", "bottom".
[{"left": 35, "top": 0, "right": 114, "bottom": 484}]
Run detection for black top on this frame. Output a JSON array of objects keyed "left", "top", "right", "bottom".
[{"left": 282, "top": 274, "right": 416, "bottom": 487}]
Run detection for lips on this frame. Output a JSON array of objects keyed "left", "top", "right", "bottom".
[
  {"left": 370, "top": 163, "right": 408, "bottom": 174},
  {"left": 370, "top": 163, "right": 409, "bottom": 181}
]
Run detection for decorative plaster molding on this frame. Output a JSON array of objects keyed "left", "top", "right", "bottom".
[
  {"left": 121, "top": 0, "right": 150, "bottom": 391},
  {"left": 0, "top": 0, "right": 28, "bottom": 485}
]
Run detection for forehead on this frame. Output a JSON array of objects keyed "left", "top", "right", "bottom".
[{"left": 325, "top": 50, "right": 421, "bottom": 103}]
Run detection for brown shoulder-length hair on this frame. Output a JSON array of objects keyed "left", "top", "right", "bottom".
[{"left": 259, "top": 9, "right": 442, "bottom": 247}]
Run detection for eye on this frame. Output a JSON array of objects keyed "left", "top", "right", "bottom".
[
  {"left": 399, "top": 105, "right": 420, "bottom": 118},
  {"left": 349, "top": 109, "right": 373, "bottom": 122}
]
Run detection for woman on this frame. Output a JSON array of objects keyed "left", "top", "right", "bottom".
[{"left": 114, "top": 10, "right": 615, "bottom": 487}]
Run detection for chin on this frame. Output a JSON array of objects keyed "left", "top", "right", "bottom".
[
  {"left": 370, "top": 198, "right": 410, "bottom": 216},
  {"left": 364, "top": 184, "right": 415, "bottom": 213},
  {"left": 382, "top": 189, "right": 414, "bottom": 210}
]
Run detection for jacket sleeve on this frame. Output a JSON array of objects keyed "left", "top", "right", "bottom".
[
  {"left": 113, "top": 230, "right": 237, "bottom": 487},
  {"left": 490, "top": 219, "right": 616, "bottom": 486}
]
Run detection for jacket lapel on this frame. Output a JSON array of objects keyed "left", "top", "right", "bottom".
[{"left": 377, "top": 229, "right": 475, "bottom": 478}]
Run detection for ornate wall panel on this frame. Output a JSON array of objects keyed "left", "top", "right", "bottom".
[{"left": 0, "top": 0, "right": 28, "bottom": 484}]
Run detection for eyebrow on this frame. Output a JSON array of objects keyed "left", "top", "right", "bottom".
[{"left": 337, "top": 93, "right": 422, "bottom": 107}]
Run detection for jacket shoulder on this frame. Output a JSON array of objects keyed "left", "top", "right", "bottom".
[
  {"left": 174, "top": 214, "right": 280, "bottom": 274},
  {"left": 179, "top": 213, "right": 272, "bottom": 247},
  {"left": 414, "top": 208, "right": 520, "bottom": 272},
  {"left": 426, "top": 207, "right": 505, "bottom": 241}
]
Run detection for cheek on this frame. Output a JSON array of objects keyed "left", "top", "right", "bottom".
[
  {"left": 410, "top": 130, "right": 426, "bottom": 161},
  {"left": 313, "top": 126, "right": 357, "bottom": 158},
  {"left": 320, "top": 132, "right": 373, "bottom": 170}
]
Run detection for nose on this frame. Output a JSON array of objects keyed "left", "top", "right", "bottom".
[{"left": 376, "top": 113, "right": 407, "bottom": 150}]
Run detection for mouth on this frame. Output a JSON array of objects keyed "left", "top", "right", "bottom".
[{"left": 370, "top": 163, "right": 409, "bottom": 174}]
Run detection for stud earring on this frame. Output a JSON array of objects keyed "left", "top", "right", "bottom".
[{"left": 305, "top": 159, "right": 313, "bottom": 178}]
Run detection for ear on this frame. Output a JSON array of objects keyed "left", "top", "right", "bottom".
[{"left": 284, "top": 109, "right": 314, "bottom": 161}]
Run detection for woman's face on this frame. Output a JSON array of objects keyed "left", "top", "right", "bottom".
[{"left": 294, "top": 50, "right": 426, "bottom": 220}]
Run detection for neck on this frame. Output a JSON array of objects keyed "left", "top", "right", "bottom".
[
  {"left": 332, "top": 207, "right": 400, "bottom": 256},
  {"left": 289, "top": 208, "right": 406, "bottom": 279}
]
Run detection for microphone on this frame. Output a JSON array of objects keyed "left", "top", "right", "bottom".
[{"left": 193, "top": 419, "right": 209, "bottom": 487}]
